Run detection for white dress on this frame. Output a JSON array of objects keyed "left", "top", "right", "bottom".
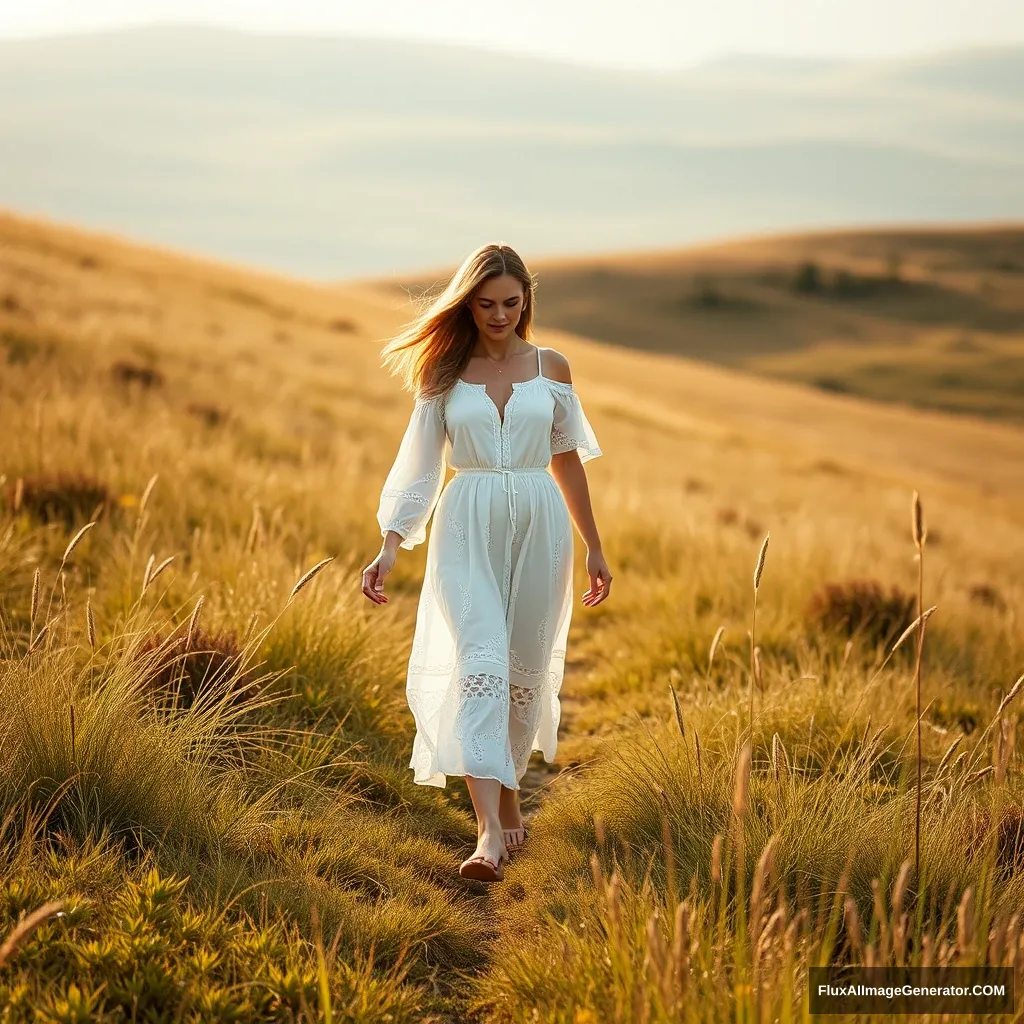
[{"left": 376, "top": 345, "right": 603, "bottom": 790}]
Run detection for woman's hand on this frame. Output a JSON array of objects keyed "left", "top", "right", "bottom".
[
  {"left": 361, "top": 545, "right": 397, "bottom": 604},
  {"left": 583, "top": 547, "right": 612, "bottom": 607}
]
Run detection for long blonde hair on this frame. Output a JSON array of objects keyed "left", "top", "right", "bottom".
[{"left": 380, "top": 243, "right": 537, "bottom": 400}]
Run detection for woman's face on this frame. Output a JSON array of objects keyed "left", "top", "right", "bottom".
[{"left": 467, "top": 274, "right": 525, "bottom": 342}]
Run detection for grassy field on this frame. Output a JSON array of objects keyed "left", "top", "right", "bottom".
[
  {"left": 1, "top": 209, "right": 1023, "bottom": 1021},
  {"left": 379, "top": 225, "right": 1024, "bottom": 426}
]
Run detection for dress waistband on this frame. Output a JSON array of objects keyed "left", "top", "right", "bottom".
[
  {"left": 453, "top": 467, "right": 549, "bottom": 474},
  {"left": 451, "top": 467, "right": 550, "bottom": 525}
]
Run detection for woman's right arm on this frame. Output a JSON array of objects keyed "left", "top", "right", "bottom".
[{"left": 363, "top": 396, "right": 448, "bottom": 604}]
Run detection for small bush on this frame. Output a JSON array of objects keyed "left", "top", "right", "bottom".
[
  {"left": 969, "top": 582, "right": 1006, "bottom": 611},
  {"left": 110, "top": 360, "right": 164, "bottom": 389},
  {"left": 998, "top": 807, "right": 1024, "bottom": 880},
  {"left": 831, "top": 268, "right": 879, "bottom": 298},
  {"left": 814, "top": 376, "right": 853, "bottom": 394},
  {"left": 806, "top": 579, "right": 916, "bottom": 649},
  {"left": 136, "top": 626, "right": 259, "bottom": 712},
  {"left": 186, "top": 402, "right": 229, "bottom": 428},
  {"left": 5, "top": 472, "right": 115, "bottom": 528},
  {"left": 691, "top": 275, "right": 723, "bottom": 308},
  {"left": 792, "top": 260, "right": 822, "bottom": 293},
  {"left": 1, "top": 330, "right": 42, "bottom": 364}
]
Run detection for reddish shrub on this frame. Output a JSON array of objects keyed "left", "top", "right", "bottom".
[
  {"left": 998, "top": 807, "right": 1024, "bottom": 880},
  {"left": 964, "top": 806, "right": 1024, "bottom": 881},
  {"left": 969, "top": 582, "right": 1006, "bottom": 611},
  {"left": 7, "top": 471, "right": 115, "bottom": 528},
  {"left": 136, "top": 626, "right": 258, "bottom": 712},
  {"left": 186, "top": 402, "right": 228, "bottom": 428},
  {"left": 806, "top": 579, "right": 916, "bottom": 649},
  {"left": 111, "top": 360, "right": 164, "bottom": 389}
]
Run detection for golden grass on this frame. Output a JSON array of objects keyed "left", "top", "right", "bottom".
[{"left": 1, "top": 208, "right": 1023, "bottom": 1020}]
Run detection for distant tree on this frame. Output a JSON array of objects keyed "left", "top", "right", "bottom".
[
  {"left": 692, "top": 273, "right": 722, "bottom": 308},
  {"left": 831, "top": 268, "right": 876, "bottom": 298},
  {"left": 793, "top": 260, "right": 822, "bottom": 294}
]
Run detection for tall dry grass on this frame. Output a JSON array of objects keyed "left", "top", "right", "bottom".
[
  {"left": 474, "top": 524, "right": 1024, "bottom": 1021},
  {"left": 1, "top": 212, "right": 1023, "bottom": 1020}
]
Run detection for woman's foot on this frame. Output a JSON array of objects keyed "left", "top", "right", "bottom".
[
  {"left": 499, "top": 785, "right": 527, "bottom": 853},
  {"left": 459, "top": 830, "right": 507, "bottom": 882}
]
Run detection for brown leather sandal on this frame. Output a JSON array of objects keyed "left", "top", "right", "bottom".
[
  {"left": 503, "top": 824, "right": 528, "bottom": 853},
  {"left": 459, "top": 850, "right": 507, "bottom": 882}
]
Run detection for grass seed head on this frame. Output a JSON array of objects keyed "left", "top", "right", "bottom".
[
  {"left": 30, "top": 568, "right": 40, "bottom": 625},
  {"left": 844, "top": 898, "right": 864, "bottom": 955},
  {"left": 996, "top": 674, "right": 1024, "bottom": 719},
  {"left": 733, "top": 743, "right": 752, "bottom": 820},
  {"left": 891, "top": 605, "right": 937, "bottom": 655},
  {"left": 149, "top": 555, "right": 175, "bottom": 590},
  {"left": 141, "top": 553, "right": 155, "bottom": 595},
  {"left": 711, "top": 834, "right": 724, "bottom": 884},
  {"left": 754, "top": 533, "right": 770, "bottom": 591},
  {"left": 85, "top": 598, "right": 96, "bottom": 649},
  {"left": 957, "top": 886, "right": 975, "bottom": 952},
  {"left": 669, "top": 683, "right": 684, "bottom": 740},
  {"left": 912, "top": 491, "right": 926, "bottom": 548},
  {"left": 61, "top": 520, "right": 96, "bottom": 566},
  {"left": 772, "top": 733, "right": 790, "bottom": 778},
  {"left": 937, "top": 735, "right": 962, "bottom": 774},
  {"left": 708, "top": 625, "right": 725, "bottom": 670},
  {"left": 28, "top": 616, "right": 55, "bottom": 653},
  {"left": 288, "top": 556, "right": 335, "bottom": 602},
  {"left": 186, "top": 595, "right": 205, "bottom": 651},
  {"left": 139, "top": 473, "right": 159, "bottom": 517}
]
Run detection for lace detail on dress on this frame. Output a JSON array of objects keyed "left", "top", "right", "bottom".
[
  {"left": 509, "top": 682, "right": 541, "bottom": 717},
  {"left": 551, "top": 427, "right": 588, "bottom": 455},
  {"left": 508, "top": 682, "right": 544, "bottom": 779},
  {"left": 444, "top": 508, "right": 467, "bottom": 557},
  {"left": 548, "top": 384, "right": 603, "bottom": 462},
  {"left": 509, "top": 647, "right": 547, "bottom": 678},
  {"left": 455, "top": 671, "right": 510, "bottom": 765},
  {"left": 462, "top": 672, "right": 505, "bottom": 699}
]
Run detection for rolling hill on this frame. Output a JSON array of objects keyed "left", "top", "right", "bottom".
[{"left": 376, "top": 223, "right": 1024, "bottom": 425}]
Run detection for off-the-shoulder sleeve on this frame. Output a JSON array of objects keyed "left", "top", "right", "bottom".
[
  {"left": 376, "top": 395, "right": 449, "bottom": 550},
  {"left": 549, "top": 380, "right": 602, "bottom": 464}
]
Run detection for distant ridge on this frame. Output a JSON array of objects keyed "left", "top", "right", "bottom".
[{"left": 0, "top": 26, "right": 1021, "bottom": 278}]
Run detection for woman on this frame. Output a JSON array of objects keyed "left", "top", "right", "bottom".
[{"left": 361, "top": 243, "right": 612, "bottom": 882}]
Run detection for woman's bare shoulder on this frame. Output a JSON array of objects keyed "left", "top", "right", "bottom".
[{"left": 538, "top": 346, "right": 573, "bottom": 385}]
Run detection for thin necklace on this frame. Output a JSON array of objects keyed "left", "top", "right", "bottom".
[{"left": 483, "top": 344, "right": 526, "bottom": 374}]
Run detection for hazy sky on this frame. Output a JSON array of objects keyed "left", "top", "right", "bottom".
[{"left": 1, "top": 0, "right": 1022, "bottom": 70}]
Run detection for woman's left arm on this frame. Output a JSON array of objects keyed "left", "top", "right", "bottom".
[
  {"left": 546, "top": 348, "right": 613, "bottom": 606},
  {"left": 550, "top": 453, "right": 601, "bottom": 552}
]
